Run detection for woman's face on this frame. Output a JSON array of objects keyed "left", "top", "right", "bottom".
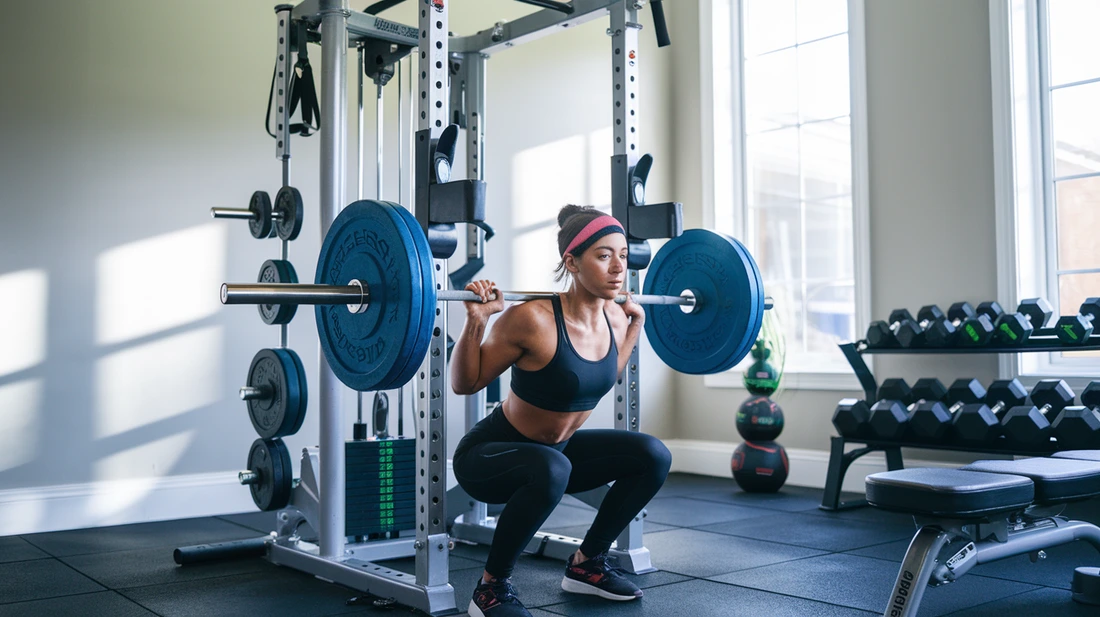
[{"left": 568, "top": 233, "right": 628, "bottom": 299}]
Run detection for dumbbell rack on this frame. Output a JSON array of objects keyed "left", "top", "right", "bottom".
[{"left": 821, "top": 339, "right": 1100, "bottom": 511}]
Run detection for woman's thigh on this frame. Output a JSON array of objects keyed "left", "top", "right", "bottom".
[{"left": 453, "top": 441, "right": 572, "bottom": 504}]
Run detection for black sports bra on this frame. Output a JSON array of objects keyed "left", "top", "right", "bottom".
[{"left": 509, "top": 295, "right": 618, "bottom": 412}]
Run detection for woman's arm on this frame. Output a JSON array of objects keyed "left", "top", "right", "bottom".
[
  {"left": 614, "top": 294, "right": 645, "bottom": 377},
  {"left": 450, "top": 281, "right": 527, "bottom": 395}
]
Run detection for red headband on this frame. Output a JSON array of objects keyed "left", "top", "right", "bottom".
[{"left": 563, "top": 215, "right": 625, "bottom": 256}]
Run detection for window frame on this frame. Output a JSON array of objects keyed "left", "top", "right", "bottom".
[
  {"left": 701, "top": 0, "right": 871, "bottom": 390},
  {"left": 990, "top": 0, "right": 1100, "bottom": 390}
]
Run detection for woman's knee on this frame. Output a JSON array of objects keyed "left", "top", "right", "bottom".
[
  {"left": 639, "top": 434, "right": 673, "bottom": 477},
  {"left": 531, "top": 449, "right": 573, "bottom": 498}
]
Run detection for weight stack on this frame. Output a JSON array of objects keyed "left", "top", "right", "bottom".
[{"left": 346, "top": 438, "right": 416, "bottom": 536}]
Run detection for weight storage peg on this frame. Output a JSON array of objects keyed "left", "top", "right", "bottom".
[
  {"left": 211, "top": 187, "right": 304, "bottom": 241},
  {"left": 242, "top": 348, "right": 308, "bottom": 439}
]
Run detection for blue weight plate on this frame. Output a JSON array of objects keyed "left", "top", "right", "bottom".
[
  {"left": 315, "top": 201, "right": 425, "bottom": 392},
  {"left": 277, "top": 347, "right": 308, "bottom": 437},
  {"left": 381, "top": 202, "right": 437, "bottom": 391},
  {"left": 642, "top": 229, "right": 764, "bottom": 374},
  {"left": 716, "top": 238, "right": 765, "bottom": 373}
]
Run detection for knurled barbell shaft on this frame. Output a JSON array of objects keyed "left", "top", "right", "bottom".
[
  {"left": 220, "top": 282, "right": 695, "bottom": 307},
  {"left": 210, "top": 208, "right": 285, "bottom": 221}
]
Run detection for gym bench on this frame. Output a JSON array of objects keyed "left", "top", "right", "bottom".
[{"left": 865, "top": 451, "right": 1100, "bottom": 616}]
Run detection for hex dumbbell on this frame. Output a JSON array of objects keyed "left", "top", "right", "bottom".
[
  {"left": 1054, "top": 298, "right": 1100, "bottom": 345},
  {"left": 924, "top": 302, "right": 977, "bottom": 347},
  {"left": 958, "top": 301, "right": 1004, "bottom": 346},
  {"left": 952, "top": 379, "right": 1028, "bottom": 444},
  {"left": 909, "top": 378, "right": 987, "bottom": 442},
  {"left": 832, "top": 399, "right": 872, "bottom": 439},
  {"left": 1001, "top": 379, "right": 1075, "bottom": 446},
  {"left": 866, "top": 309, "right": 916, "bottom": 349},
  {"left": 993, "top": 298, "right": 1054, "bottom": 346},
  {"left": 869, "top": 378, "right": 948, "bottom": 441},
  {"left": 1052, "top": 381, "right": 1100, "bottom": 449},
  {"left": 896, "top": 305, "right": 947, "bottom": 348}
]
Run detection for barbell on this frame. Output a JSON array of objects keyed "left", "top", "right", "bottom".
[{"left": 221, "top": 200, "right": 767, "bottom": 392}]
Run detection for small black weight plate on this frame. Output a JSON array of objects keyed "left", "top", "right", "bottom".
[
  {"left": 315, "top": 201, "right": 430, "bottom": 392},
  {"left": 642, "top": 229, "right": 764, "bottom": 373},
  {"left": 257, "top": 259, "right": 299, "bottom": 325},
  {"left": 247, "top": 438, "right": 292, "bottom": 511},
  {"left": 282, "top": 347, "right": 308, "bottom": 437},
  {"left": 246, "top": 348, "right": 304, "bottom": 439},
  {"left": 248, "top": 191, "right": 274, "bottom": 239},
  {"left": 274, "top": 185, "right": 304, "bottom": 241}
]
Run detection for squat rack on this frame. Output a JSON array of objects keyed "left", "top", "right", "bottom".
[{"left": 259, "top": 2, "right": 677, "bottom": 615}]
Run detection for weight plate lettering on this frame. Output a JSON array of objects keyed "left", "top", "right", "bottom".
[{"left": 315, "top": 201, "right": 429, "bottom": 392}]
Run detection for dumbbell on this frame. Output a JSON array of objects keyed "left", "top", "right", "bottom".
[
  {"left": 832, "top": 399, "right": 872, "bottom": 439},
  {"left": 1052, "top": 381, "right": 1100, "bottom": 449},
  {"left": 869, "top": 378, "right": 947, "bottom": 441},
  {"left": 866, "top": 309, "right": 915, "bottom": 349},
  {"left": 1054, "top": 298, "right": 1100, "bottom": 345},
  {"left": 924, "top": 302, "right": 977, "bottom": 347},
  {"left": 957, "top": 301, "right": 1004, "bottom": 346},
  {"left": 952, "top": 379, "right": 1028, "bottom": 444},
  {"left": 895, "top": 305, "right": 946, "bottom": 348},
  {"left": 909, "top": 378, "right": 987, "bottom": 441},
  {"left": 1001, "top": 379, "right": 1075, "bottom": 446},
  {"left": 993, "top": 298, "right": 1054, "bottom": 346}
]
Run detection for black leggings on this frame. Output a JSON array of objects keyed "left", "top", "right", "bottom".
[{"left": 453, "top": 406, "right": 672, "bottom": 579}]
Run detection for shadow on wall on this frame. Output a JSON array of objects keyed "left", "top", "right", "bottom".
[{"left": 0, "top": 223, "right": 227, "bottom": 529}]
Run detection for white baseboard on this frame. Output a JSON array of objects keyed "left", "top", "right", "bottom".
[
  {"left": 665, "top": 439, "right": 958, "bottom": 494},
  {"left": 2, "top": 472, "right": 255, "bottom": 536}
]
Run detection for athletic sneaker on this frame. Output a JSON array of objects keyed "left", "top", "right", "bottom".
[
  {"left": 561, "top": 552, "right": 643, "bottom": 601},
  {"left": 468, "top": 576, "right": 531, "bottom": 617}
]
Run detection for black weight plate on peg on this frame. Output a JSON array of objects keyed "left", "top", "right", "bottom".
[
  {"left": 248, "top": 191, "right": 274, "bottom": 239},
  {"left": 315, "top": 201, "right": 433, "bottom": 392},
  {"left": 274, "top": 186, "right": 304, "bottom": 241},
  {"left": 257, "top": 259, "right": 299, "bottom": 325},
  {"left": 642, "top": 229, "right": 765, "bottom": 373},
  {"left": 247, "top": 438, "right": 292, "bottom": 511},
  {"left": 245, "top": 348, "right": 304, "bottom": 439},
  {"left": 283, "top": 347, "right": 308, "bottom": 437}
]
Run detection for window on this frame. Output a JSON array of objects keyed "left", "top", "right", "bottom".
[
  {"left": 703, "top": 0, "right": 869, "bottom": 387},
  {"left": 991, "top": 0, "right": 1100, "bottom": 381}
]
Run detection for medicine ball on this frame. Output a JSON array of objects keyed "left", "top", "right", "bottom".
[
  {"left": 736, "top": 396, "right": 784, "bottom": 441},
  {"left": 730, "top": 440, "right": 788, "bottom": 493}
]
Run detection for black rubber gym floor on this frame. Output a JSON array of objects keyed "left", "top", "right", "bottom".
[{"left": 3, "top": 472, "right": 1099, "bottom": 616}]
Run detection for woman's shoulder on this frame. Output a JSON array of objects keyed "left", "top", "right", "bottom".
[{"left": 497, "top": 297, "right": 556, "bottom": 330}]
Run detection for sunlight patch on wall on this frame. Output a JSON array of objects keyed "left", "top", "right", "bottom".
[
  {"left": 511, "top": 134, "right": 588, "bottom": 228},
  {"left": 0, "top": 379, "right": 44, "bottom": 472},
  {"left": 87, "top": 430, "right": 196, "bottom": 519},
  {"left": 94, "top": 326, "right": 223, "bottom": 439},
  {"left": 96, "top": 224, "right": 226, "bottom": 345},
  {"left": 0, "top": 269, "right": 48, "bottom": 377},
  {"left": 511, "top": 224, "right": 559, "bottom": 293},
  {"left": 587, "top": 126, "right": 612, "bottom": 207}
]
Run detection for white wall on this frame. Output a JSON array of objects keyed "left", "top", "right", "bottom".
[
  {"left": 0, "top": 0, "right": 676, "bottom": 533},
  {"left": 670, "top": 0, "right": 1003, "bottom": 474}
]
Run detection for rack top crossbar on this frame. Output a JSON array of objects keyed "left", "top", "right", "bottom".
[
  {"left": 450, "top": 0, "right": 619, "bottom": 55},
  {"left": 292, "top": 1, "right": 418, "bottom": 47}
]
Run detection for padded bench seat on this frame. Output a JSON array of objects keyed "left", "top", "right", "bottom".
[
  {"left": 1054, "top": 450, "right": 1100, "bottom": 463},
  {"left": 866, "top": 468, "right": 1033, "bottom": 518},
  {"left": 961, "top": 458, "right": 1100, "bottom": 505}
]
